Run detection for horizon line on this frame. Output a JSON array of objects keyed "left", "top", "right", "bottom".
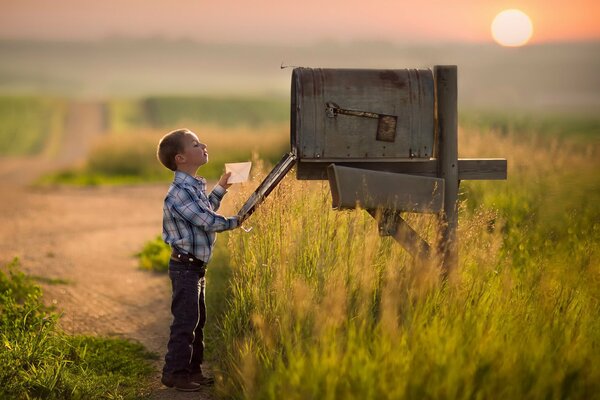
[{"left": 1, "top": 35, "right": 599, "bottom": 47}]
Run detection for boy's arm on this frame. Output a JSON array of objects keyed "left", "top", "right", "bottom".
[
  {"left": 171, "top": 187, "right": 238, "bottom": 232},
  {"left": 208, "top": 172, "right": 232, "bottom": 211},
  {"left": 208, "top": 184, "right": 226, "bottom": 211}
]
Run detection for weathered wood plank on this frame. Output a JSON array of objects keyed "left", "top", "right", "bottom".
[
  {"left": 435, "top": 65, "right": 459, "bottom": 276},
  {"left": 368, "top": 210, "right": 432, "bottom": 259},
  {"left": 297, "top": 158, "right": 506, "bottom": 180},
  {"left": 458, "top": 158, "right": 507, "bottom": 180}
]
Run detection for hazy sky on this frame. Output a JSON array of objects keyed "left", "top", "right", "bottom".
[{"left": 1, "top": 0, "right": 599, "bottom": 44}]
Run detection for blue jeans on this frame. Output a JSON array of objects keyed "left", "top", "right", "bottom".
[{"left": 162, "top": 260, "right": 206, "bottom": 377}]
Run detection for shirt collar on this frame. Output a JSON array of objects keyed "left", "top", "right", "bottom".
[{"left": 174, "top": 170, "right": 206, "bottom": 188}]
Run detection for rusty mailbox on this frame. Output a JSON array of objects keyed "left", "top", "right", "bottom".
[
  {"left": 238, "top": 66, "right": 507, "bottom": 273},
  {"left": 291, "top": 68, "right": 435, "bottom": 161}
]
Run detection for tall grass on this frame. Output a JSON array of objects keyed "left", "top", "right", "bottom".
[{"left": 213, "top": 125, "right": 599, "bottom": 399}]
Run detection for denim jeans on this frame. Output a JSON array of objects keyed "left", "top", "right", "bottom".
[{"left": 162, "top": 259, "right": 206, "bottom": 376}]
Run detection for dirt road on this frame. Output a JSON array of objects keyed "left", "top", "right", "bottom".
[{"left": 0, "top": 102, "right": 217, "bottom": 399}]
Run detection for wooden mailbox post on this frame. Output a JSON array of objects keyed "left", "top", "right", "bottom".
[
  {"left": 237, "top": 66, "right": 506, "bottom": 275},
  {"left": 289, "top": 65, "right": 507, "bottom": 274}
]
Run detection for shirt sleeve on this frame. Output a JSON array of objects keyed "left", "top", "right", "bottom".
[
  {"left": 171, "top": 186, "right": 238, "bottom": 232},
  {"left": 208, "top": 184, "right": 227, "bottom": 211}
]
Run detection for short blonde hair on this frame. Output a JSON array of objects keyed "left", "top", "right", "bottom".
[{"left": 157, "top": 129, "right": 190, "bottom": 171}]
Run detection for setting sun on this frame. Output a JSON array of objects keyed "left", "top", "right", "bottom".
[{"left": 491, "top": 9, "right": 533, "bottom": 47}]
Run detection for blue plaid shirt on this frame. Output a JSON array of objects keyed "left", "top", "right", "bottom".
[{"left": 162, "top": 171, "right": 239, "bottom": 262}]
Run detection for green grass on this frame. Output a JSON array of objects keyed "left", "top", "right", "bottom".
[
  {"left": 0, "top": 258, "right": 156, "bottom": 399},
  {"left": 137, "top": 235, "right": 172, "bottom": 273},
  {"left": 0, "top": 96, "right": 66, "bottom": 156},
  {"left": 105, "top": 96, "right": 289, "bottom": 133},
  {"left": 141, "top": 96, "right": 289, "bottom": 129},
  {"left": 207, "top": 123, "right": 599, "bottom": 399},
  {"left": 459, "top": 111, "right": 600, "bottom": 143}
]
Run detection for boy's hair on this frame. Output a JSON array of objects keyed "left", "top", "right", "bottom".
[{"left": 157, "top": 129, "right": 190, "bottom": 171}]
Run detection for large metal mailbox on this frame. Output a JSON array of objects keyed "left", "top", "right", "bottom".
[
  {"left": 237, "top": 65, "right": 507, "bottom": 273},
  {"left": 291, "top": 68, "right": 435, "bottom": 165}
]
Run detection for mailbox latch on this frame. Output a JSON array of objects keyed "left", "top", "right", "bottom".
[{"left": 325, "top": 102, "right": 397, "bottom": 143}]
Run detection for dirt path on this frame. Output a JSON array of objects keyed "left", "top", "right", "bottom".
[{"left": 0, "top": 101, "right": 217, "bottom": 399}]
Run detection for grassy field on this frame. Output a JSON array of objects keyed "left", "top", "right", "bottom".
[
  {"left": 0, "top": 96, "right": 66, "bottom": 156},
  {"left": 107, "top": 96, "right": 288, "bottom": 132},
  {"left": 30, "top": 95, "right": 289, "bottom": 185},
  {"left": 0, "top": 259, "right": 156, "bottom": 399},
  {"left": 134, "top": 112, "right": 599, "bottom": 399},
  {"left": 201, "top": 120, "right": 597, "bottom": 399}
]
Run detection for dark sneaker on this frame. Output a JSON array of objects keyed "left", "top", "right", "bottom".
[
  {"left": 161, "top": 374, "right": 203, "bottom": 392},
  {"left": 160, "top": 374, "right": 174, "bottom": 388},
  {"left": 190, "top": 371, "right": 215, "bottom": 386}
]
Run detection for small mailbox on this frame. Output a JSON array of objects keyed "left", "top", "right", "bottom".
[{"left": 291, "top": 68, "right": 435, "bottom": 163}]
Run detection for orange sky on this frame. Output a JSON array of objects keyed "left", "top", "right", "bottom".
[{"left": 1, "top": 0, "right": 598, "bottom": 44}]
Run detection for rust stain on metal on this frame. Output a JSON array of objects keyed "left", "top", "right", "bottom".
[
  {"left": 379, "top": 70, "right": 406, "bottom": 89},
  {"left": 376, "top": 115, "right": 397, "bottom": 142}
]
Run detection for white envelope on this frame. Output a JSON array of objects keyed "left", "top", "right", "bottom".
[{"left": 225, "top": 162, "right": 252, "bottom": 184}]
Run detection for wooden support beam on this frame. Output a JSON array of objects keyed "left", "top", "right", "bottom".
[
  {"left": 297, "top": 158, "right": 506, "bottom": 181},
  {"left": 435, "top": 65, "right": 459, "bottom": 277},
  {"left": 458, "top": 158, "right": 507, "bottom": 180},
  {"left": 368, "top": 210, "right": 431, "bottom": 260}
]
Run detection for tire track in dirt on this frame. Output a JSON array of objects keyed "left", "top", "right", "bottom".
[{"left": 0, "top": 101, "right": 218, "bottom": 399}]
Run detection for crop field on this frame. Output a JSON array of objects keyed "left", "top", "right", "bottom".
[{"left": 0, "top": 96, "right": 66, "bottom": 156}]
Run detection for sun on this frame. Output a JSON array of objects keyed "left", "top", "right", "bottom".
[{"left": 491, "top": 9, "right": 533, "bottom": 47}]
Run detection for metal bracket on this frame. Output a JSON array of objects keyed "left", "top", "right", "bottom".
[{"left": 325, "top": 102, "right": 397, "bottom": 142}]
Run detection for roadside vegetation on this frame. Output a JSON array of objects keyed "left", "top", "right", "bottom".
[
  {"left": 0, "top": 258, "right": 156, "bottom": 399},
  {"left": 215, "top": 119, "right": 598, "bottom": 399},
  {"left": 135, "top": 112, "right": 599, "bottom": 399}
]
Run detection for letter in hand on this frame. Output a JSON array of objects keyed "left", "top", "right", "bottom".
[
  {"left": 218, "top": 172, "right": 233, "bottom": 189},
  {"left": 225, "top": 162, "right": 251, "bottom": 184}
]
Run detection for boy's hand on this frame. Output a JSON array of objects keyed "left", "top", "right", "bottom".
[{"left": 218, "top": 172, "right": 233, "bottom": 189}]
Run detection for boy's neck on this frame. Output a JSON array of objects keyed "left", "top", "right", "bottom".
[{"left": 176, "top": 166, "right": 199, "bottom": 177}]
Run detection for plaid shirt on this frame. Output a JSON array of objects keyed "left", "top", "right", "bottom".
[{"left": 162, "top": 171, "right": 238, "bottom": 262}]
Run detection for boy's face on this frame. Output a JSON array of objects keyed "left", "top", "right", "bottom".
[{"left": 178, "top": 132, "right": 208, "bottom": 168}]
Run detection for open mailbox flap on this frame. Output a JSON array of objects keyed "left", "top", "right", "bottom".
[{"left": 237, "top": 152, "right": 297, "bottom": 222}]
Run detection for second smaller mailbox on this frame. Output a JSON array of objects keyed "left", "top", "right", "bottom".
[{"left": 291, "top": 67, "right": 435, "bottom": 164}]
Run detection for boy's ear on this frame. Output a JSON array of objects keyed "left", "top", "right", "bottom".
[{"left": 175, "top": 153, "right": 185, "bottom": 164}]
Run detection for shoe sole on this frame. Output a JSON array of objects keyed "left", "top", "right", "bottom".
[{"left": 175, "top": 386, "right": 202, "bottom": 392}]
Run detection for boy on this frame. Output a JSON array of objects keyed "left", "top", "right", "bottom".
[{"left": 156, "top": 128, "right": 240, "bottom": 392}]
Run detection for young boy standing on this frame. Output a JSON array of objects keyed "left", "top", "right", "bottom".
[{"left": 156, "top": 128, "right": 240, "bottom": 392}]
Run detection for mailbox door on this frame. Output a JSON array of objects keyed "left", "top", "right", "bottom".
[
  {"left": 291, "top": 68, "right": 435, "bottom": 161},
  {"left": 237, "top": 152, "right": 297, "bottom": 221}
]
